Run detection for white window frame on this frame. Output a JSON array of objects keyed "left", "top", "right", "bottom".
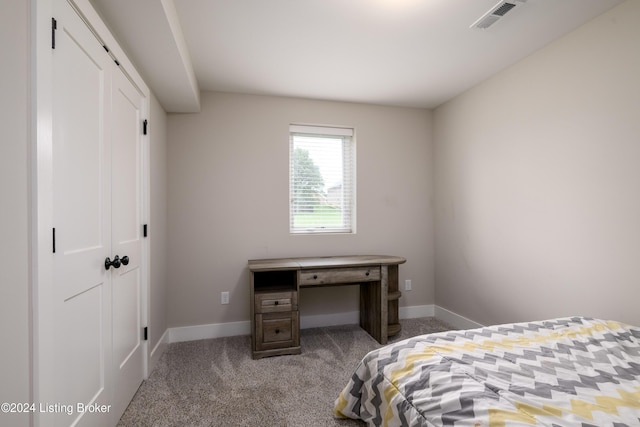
[{"left": 289, "top": 124, "right": 356, "bottom": 234}]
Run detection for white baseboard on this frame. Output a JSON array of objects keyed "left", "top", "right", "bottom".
[
  {"left": 400, "top": 304, "right": 434, "bottom": 319},
  {"left": 301, "top": 304, "right": 439, "bottom": 328},
  {"left": 434, "top": 306, "right": 484, "bottom": 330},
  {"left": 166, "top": 305, "right": 482, "bottom": 344},
  {"left": 169, "top": 320, "right": 251, "bottom": 343},
  {"left": 168, "top": 311, "right": 360, "bottom": 344},
  {"left": 300, "top": 311, "right": 359, "bottom": 329}
]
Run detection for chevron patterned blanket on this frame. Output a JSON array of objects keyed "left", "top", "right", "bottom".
[{"left": 334, "top": 317, "right": 640, "bottom": 426}]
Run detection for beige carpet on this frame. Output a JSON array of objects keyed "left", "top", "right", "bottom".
[{"left": 118, "top": 317, "right": 453, "bottom": 427}]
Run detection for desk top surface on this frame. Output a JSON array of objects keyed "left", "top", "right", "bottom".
[{"left": 248, "top": 255, "right": 406, "bottom": 272}]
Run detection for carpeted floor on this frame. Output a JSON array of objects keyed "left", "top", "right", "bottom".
[{"left": 118, "top": 317, "right": 453, "bottom": 427}]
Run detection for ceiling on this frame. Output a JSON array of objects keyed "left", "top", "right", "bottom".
[{"left": 90, "top": 0, "right": 623, "bottom": 113}]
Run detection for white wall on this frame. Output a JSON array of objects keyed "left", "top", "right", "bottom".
[
  {"left": 167, "top": 92, "right": 433, "bottom": 327},
  {"left": 434, "top": 0, "right": 640, "bottom": 327},
  {"left": 0, "top": 1, "right": 31, "bottom": 426},
  {"left": 148, "top": 92, "right": 169, "bottom": 367}
]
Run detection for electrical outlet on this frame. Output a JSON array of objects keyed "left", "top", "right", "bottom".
[
  {"left": 221, "top": 291, "right": 229, "bottom": 305},
  {"left": 405, "top": 280, "right": 412, "bottom": 291}
]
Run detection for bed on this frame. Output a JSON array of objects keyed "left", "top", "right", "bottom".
[{"left": 334, "top": 316, "right": 640, "bottom": 426}]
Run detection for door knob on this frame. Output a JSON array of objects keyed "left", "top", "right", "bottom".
[
  {"left": 105, "top": 255, "right": 121, "bottom": 270},
  {"left": 121, "top": 255, "right": 129, "bottom": 266}
]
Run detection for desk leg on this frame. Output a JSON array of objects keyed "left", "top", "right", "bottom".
[
  {"left": 387, "top": 265, "right": 402, "bottom": 337},
  {"left": 359, "top": 267, "right": 388, "bottom": 345},
  {"left": 380, "top": 266, "right": 388, "bottom": 345}
]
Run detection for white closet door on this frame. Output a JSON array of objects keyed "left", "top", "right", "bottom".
[
  {"left": 51, "top": 0, "right": 147, "bottom": 425},
  {"left": 52, "top": 0, "right": 113, "bottom": 425},
  {"left": 110, "top": 66, "right": 145, "bottom": 420}
]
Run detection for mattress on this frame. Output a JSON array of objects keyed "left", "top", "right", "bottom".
[{"left": 334, "top": 316, "right": 640, "bottom": 426}]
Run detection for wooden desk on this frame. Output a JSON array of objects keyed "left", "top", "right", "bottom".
[{"left": 248, "top": 255, "right": 406, "bottom": 359}]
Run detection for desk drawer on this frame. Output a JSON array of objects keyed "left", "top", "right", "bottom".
[
  {"left": 255, "top": 291, "right": 297, "bottom": 313},
  {"left": 299, "top": 267, "right": 380, "bottom": 286},
  {"left": 255, "top": 312, "right": 299, "bottom": 351}
]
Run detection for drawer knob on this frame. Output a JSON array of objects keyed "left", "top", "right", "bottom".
[
  {"left": 275, "top": 329, "right": 280, "bottom": 334},
  {"left": 274, "top": 301, "right": 279, "bottom": 305},
  {"left": 313, "top": 274, "right": 318, "bottom": 279},
  {"left": 366, "top": 271, "right": 370, "bottom": 276}
]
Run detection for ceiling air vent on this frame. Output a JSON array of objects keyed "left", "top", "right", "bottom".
[{"left": 470, "top": 0, "right": 526, "bottom": 29}]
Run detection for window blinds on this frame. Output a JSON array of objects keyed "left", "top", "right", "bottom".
[{"left": 289, "top": 125, "right": 355, "bottom": 233}]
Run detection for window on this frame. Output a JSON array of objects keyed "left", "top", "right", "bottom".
[{"left": 289, "top": 124, "right": 355, "bottom": 234}]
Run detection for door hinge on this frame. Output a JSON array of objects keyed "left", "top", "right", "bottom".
[
  {"left": 143, "top": 224, "right": 148, "bottom": 237},
  {"left": 143, "top": 119, "right": 148, "bottom": 135},
  {"left": 52, "top": 228, "right": 56, "bottom": 253},
  {"left": 143, "top": 327, "right": 148, "bottom": 341},
  {"left": 51, "top": 18, "right": 57, "bottom": 49}
]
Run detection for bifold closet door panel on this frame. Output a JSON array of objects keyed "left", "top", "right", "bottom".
[
  {"left": 110, "top": 66, "right": 146, "bottom": 420},
  {"left": 51, "top": 0, "right": 113, "bottom": 424}
]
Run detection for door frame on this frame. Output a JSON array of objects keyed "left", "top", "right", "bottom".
[{"left": 32, "top": 0, "right": 150, "bottom": 425}]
